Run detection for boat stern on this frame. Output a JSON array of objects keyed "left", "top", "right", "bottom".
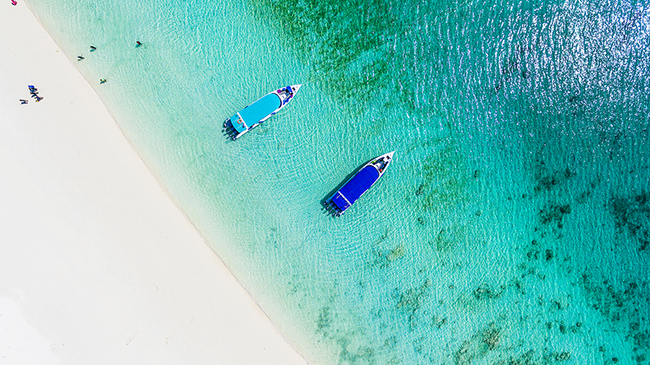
[
  {"left": 326, "top": 192, "right": 350, "bottom": 216},
  {"left": 223, "top": 113, "right": 249, "bottom": 140}
]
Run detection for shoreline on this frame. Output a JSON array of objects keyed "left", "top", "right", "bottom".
[{"left": 0, "top": 2, "right": 308, "bottom": 364}]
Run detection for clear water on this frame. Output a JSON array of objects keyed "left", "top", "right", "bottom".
[{"left": 27, "top": 0, "right": 650, "bottom": 363}]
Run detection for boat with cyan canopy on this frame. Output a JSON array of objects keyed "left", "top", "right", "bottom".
[
  {"left": 325, "top": 152, "right": 395, "bottom": 216},
  {"left": 224, "top": 84, "right": 301, "bottom": 140}
]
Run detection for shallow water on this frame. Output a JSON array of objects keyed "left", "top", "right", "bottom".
[{"left": 28, "top": 0, "right": 650, "bottom": 363}]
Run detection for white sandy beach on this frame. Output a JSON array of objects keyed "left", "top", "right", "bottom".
[{"left": 0, "top": 3, "right": 307, "bottom": 364}]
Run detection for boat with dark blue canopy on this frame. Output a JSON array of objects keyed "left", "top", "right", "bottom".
[
  {"left": 325, "top": 152, "right": 395, "bottom": 216},
  {"left": 223, "top": 84, "right": 302, "bottom": 139}
]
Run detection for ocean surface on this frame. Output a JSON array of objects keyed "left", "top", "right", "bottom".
[{"left": 27, "top": 0, "right": 650, "bottom": 363}]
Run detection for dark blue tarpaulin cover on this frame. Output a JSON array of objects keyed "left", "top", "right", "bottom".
[{"left": 331, "top": 165, "right": 379, "bottom": 212}]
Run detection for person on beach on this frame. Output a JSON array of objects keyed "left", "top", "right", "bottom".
[
  {"left": 90, "top": 45, "right": 96, "bottom": 51},
  {"left": 34, "top": 96, "right": 43, "bottom": 102},
  {"left": 100, "top": 78, "right": 107, "bottom": 84},
  {"left": 19, "top": 99, "right": 28, "bottom": 104},
  {"left": 136, "top": 41, "right": 142, "bottom": 47},
  {"left": 11, "top": 0, "right": 17, "bottom": 6},
  {"left": 28, "top": 86, "right": 38, "bottom": 99},
  {"left": 77, "top": 55, "right": 85, "bottom": 61}
]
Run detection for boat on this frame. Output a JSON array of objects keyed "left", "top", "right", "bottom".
[
  {"left": 223, "top": 84, "right": 302, "bottom": 140},
  {"left": 325, "top": 152, "right": 395, "bottom": 216}
]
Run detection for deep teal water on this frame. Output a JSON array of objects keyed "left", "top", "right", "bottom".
[{"left": 27, "top": 0, "right": 650, "bottom": 363}]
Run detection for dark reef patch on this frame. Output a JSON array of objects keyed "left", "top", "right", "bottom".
[
  {"left": 536, "top": 202, "right": 573, "bottom": 239},
  {"left": 315, "top": 306, "right": 386, "bottom": 364},
  {"left": 374, "top": 227, "right": 390, "bottom": 246},
  {"left": 371, "top": 243, "right": 407, "bottom": 269},
  {"left": 337, "top": 339, "right": 376, "bottom": 365},
  {"left": 493, "top": 348, "right": 574, "bottom": 364},
  {"left": 533, "top": 158, "right": 576, "bottom": 194},
  {"left": 473, "top": 283, "right": 506, "bottom": 300},
  {"left": 495, "top": 349, "right": 536, "bottom": 365},
  {"left": 316, "top": 306, "right": 333, "bottom": 337},
  {"left": 524, "top": 241, "right": 557, "bottom": 264},
  {"left": 415, "top": 142, "right": 469, "bottom": 213},
  {"left": 395, "top": 279, "right": 432, "bottom": 328},
  {"left": 580, "top": 272, "right": 650, "bottom": 363},
  {"left": 576, "top": 177, "right": 601, "bottom": 204},
  {"left": 609, "top": 190, "right": 650, "bottom": 251},
  {"left": 432, "top": 315, "right": 448, "bottom": 329},
  {"left": 454, "top": 323, "right": 502, "bottom": 364},
  {"left": 553, "top": 351, "right": 571, "bottom": 362},
  {"left": 428, "top": 225, "right": 467, "bottom": 253},
  {"left": 538, "top": 203, "right": 572, "bottom": 226},
  {"left": 387, "top": 245, "right": 406, "bottom": 262}
]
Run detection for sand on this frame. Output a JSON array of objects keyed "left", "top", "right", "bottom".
[{"left": 0, "top": 3, "right": 308, "bottom": 364}]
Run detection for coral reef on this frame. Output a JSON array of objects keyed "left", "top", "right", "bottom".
[
  {"left": 580, "top": 273, "right": 649, "bottom": 364},
  {"left": 454, "top": 323, "right": 502, "bottom": 364},
  {"left": 609, "top": 191, "right": 650, "bottom": 251}
]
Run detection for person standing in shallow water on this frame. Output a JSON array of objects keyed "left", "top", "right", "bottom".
[{"left": 136, "top": 41, "right": 142, "bottom": 47}]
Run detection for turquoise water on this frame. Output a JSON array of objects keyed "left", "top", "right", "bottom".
[{"left": 27, "top": 0, "right": 650, "bottom": 363}]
